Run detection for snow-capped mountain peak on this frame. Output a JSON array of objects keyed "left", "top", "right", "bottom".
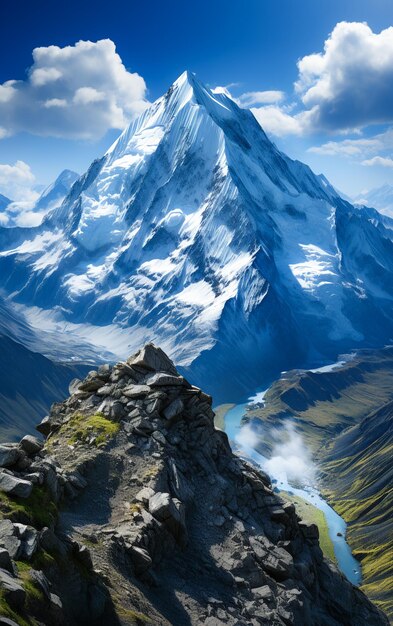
[{"left": 0, "top": 72, "right": 392, "bottom": 400}]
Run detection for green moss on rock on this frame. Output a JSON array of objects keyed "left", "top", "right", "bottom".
[{"left": 56, "top": 412, "right": 120, "bottom": 447}]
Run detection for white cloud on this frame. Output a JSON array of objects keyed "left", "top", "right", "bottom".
[
  {"left": 238, "top": 90, "right": 284, "bottom": 106},
  {"left": 0, "top": 39, "right": 148, "bottom": 140},
  {"left": 308, "top": 127, "right": 393, "bottom": 158},
  {"left": 362, "top": 155, "right": 393, "bottom": 168},
  {"left": 73, "top": 87, "right": 106, "bottom": 105},
  {"left": 296, "top": 21, "right": 393, "bottom": 131},
  {"left": 251, "top": 105, "right": 304, "bottom": 136},
  {"left": 235, "top": 423, "right": 259, "bottom": 449},
  {"left": 309, "top": 137, "right": 380, "bottom": 156},
  {"left": 263, "top": 422, "right": 315, "bottom": 484},
  {"left": 0, "top": 161, "right": 38, "bottom": 202},
  {"left": 241, "top": 22, "right": 393, "bottom": 139},
  {"left": 30, "top": 67, "right": 62, "bottom": 87},
  {"left": 44, "top": 98, "right": 67, "bottom": 108}
]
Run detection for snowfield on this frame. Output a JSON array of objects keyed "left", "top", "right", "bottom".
[{"left": 0, "top": 71, "right": 392, "bottom": 400}]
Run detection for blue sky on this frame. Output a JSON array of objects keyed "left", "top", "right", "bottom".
[{"left": 0, "top": 0, "right": 393, "bottom": 202}]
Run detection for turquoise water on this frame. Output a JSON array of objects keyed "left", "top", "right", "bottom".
[{"left": 224, "top": 402, "right": 362, "bottom": 586}]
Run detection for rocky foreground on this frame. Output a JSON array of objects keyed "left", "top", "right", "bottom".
[{"left": 0, "top": 345, "right": 388, "bottom": 625}]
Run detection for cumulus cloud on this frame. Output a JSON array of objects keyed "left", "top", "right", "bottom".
[
  {"left": 238, "top": 90, "right": 284, "bottom": 106},
  {"left": 308, "top": 127, "right": 393, "bottom": 161},
  {"left": 0, "top": 39, "right": 148, "bottom": 140},
  {"left": 0, "top": 161, "right": 45, "bottom": 227},
  {"left": 239, "top": 22, "right": 393, "bottom": 139},
  {"left": 0, "top": 161, "right": 38, "bottom": 202},
  {"left": 251, "top": 105, "right": 305, "bottom": 136},
  {"left": 362, "top": 155, "right": 393, "bottom": 168},
  {"left": 296, "top": 21, "right": 393, "bottom": 132}
]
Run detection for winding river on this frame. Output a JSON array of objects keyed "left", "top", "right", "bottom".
[{"left": 224, "top": 401, "right": 362, "bottom": 586}]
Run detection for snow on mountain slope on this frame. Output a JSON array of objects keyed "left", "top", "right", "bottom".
[
  {"left": 0, "top": 71, "right": 392, "bottom": 400},
  {"left": 35, "top": 169, "right": 79, "bottom": 213}
]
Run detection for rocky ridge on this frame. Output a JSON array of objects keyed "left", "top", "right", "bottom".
[{"left": 0, "top": 344, "right": 388, "bottom": 625}]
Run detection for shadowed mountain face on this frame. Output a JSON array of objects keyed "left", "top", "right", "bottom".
[
  {"left": 0, "top": 333, "right": 89, "bottom": 440},
  {"left": 0, "top": 295, "right": 89, "bottom": 439},
  {"left": 0, "top": 193, "right": 11, "bottom": 212},
  {"left": 0, "top": 72, "right": 392, "bottom": 401},
  {"left": 0, "top": 344, "right": 387, "bottom": 625}
]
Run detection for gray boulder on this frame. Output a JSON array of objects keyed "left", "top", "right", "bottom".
[
  {"left": 127, "top": 343, "right": 177, "bottom": 374},
  {"left": 19, "top": 435, "right": 43, "bottom": 456},
  {"left": 163, "top": 398, "right": 184, "bottom": 421},
  {"left": 146, "top": 373, "right": 185, "bottom": 387},
  {"left": 0, "top": 617, "right": 20, "bottom": 626},
  {"left": 149, "top": 492, "right": 187, "bottom": 544},
  {"left": 0, "top": 549, "right": 13, "bottom": 574},
  {"left": 0, "top": 520, "right": 20, "bottom": 559},
  {"left": 0, "top": 471, "right": 33, "bottom": 498},
  {"left": 127, "top": 545, "right": 152, "bottom": 574},
  {"left": 0, "top": 446, "right": 20, "bottom": 468},
  {"left": 0, "top": 568, "right": 26, "bottom": 609},
  {"left": 123, "top": 384, "right": 151, "bottom": 398},
  {"left": 36, "top": 416, "right": 52, "bottom": 437},
  {"left": 14, "top": 524, "right": 38, "bottom": 560}
]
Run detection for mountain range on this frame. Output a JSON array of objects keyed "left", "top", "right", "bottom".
[
  {"left": 353, "top": 185, "right": 393, "bottom": 219},
  {"left": 0, "top": 71, "right": 392, "bottom": 404}
]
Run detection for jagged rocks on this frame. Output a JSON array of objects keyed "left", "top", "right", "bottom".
[
  {"left": 163, "top": 398, "right": 184, "bottom": 420},
  {"left": 14, "top": 524, "right": 39, "bottom": 560},
  {"left": 0, "top": 343, "right": 387, "bottom": 626},
  {"left": 148, "top": 492, "right": 187, "bottom": 545}
]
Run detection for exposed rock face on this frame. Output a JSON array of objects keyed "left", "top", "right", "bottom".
[{"left": 0, "top": 344, "right": 388, "bottom": 625}]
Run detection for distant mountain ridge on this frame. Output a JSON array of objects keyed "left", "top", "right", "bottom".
[
  {"left": 0, "top": 193, "right": 11, "bottom": 212},
  {"left": 0, "top": 71, "right": 392, "bottom": 400},
  {"left": 1, "top": 169, "right": 78, "bottom": 228},
  {"left": 353, "top": 184, "right": 393, "bottom": 218}
]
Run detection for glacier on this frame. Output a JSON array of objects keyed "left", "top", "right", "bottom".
[{"left": 0, "top": 70, "right": 392, "bottom": 401}]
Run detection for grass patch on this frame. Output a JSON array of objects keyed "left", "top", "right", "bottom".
[
  {"left": 0, "top": 591, "right": 33, "bottom": 626},
  {"left": 213, "top": 403, "right": 235, "bottom": 431},
  {"left": 56, "top": 412, "right": 120, "bottom": 447},
  {"left": 142, "top": 465, "right": 160, "bottom": 481},
  {"left": 114, "top": 597, "right": 152, "bottom": 625},
  {"left": 31, "top": 549, "right": 57, "bottom": 570},
  {"left": 280, "top": 492, "right": 336, "bottom": 563},
  {"left": 0, "top": 485, "right": 57, "bottom": 528}
]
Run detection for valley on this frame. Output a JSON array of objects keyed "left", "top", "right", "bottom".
[{"left": 237, "top": 347, "right": 393, "bottom": 620}]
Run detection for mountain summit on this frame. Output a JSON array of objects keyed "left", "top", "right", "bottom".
[{"left": 0, "top": 72, "right": 392, "bottom": 399}]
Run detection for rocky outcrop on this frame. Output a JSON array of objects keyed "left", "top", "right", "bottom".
[{"left": 0, "top": 344, "right": 388, "bottom": 625}]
